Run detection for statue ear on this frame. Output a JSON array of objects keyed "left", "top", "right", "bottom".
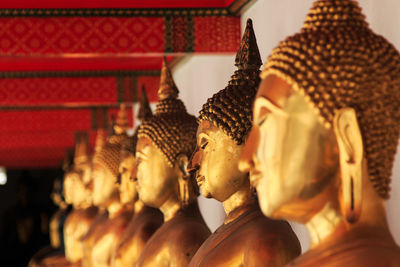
[
  {"left": 176, "top": 154, "right": 190, "bottom": 207},
  {"left": 176, "top": 154, "right": 189, "bottom": 177},
  {"left": 333, "top": 108, "right": 363, "bottom": 223}
]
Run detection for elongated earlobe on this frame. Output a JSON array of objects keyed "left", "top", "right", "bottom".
[
  {"left": 333, "top": 108, "right": 364, "bottom": 223},
  {"left": 176, "top": 154, "right": 190, "bottom": 207}
]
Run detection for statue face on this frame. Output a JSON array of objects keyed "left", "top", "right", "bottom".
[
  {"left": 63, "top": 171, "right": 75, "bottom": 205},
  {"left": 239, "top": 75, "right": 339, "bottom": 222},
  {"left": 64, "top": 170, "right": 90, "bottom": 207},
  {"left": 92, "top": 163, "right": 118, "bottom": 207},
  {"left": 136, "top": 137, "right": 178, "bottom": 208},
  {"left": 51, "top": 179, "right": 63, "bottom": 206},
  {"left": 80, "top": 162, "right": 92, "bottom": 186},
  {"left": 190, "top": 120, "right": 247, "bottom": 202},
  {"left": 118, "top": 154, "right": 137, "bottom": 205}
]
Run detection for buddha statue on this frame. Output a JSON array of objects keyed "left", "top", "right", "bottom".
[
  {"left": 136, "top": 58, "right": 211, "bottom": 267},
  {"left": 28, "top": 150, "right": 74, "bottom": 267},
  {"left": 49, "top": 178, "right": 68, "bottom": 250},
  {"left": 111, "top": 86, "right": 163, "bottom": 267},
  {"left": 239, "top": 1, "right": 400, "bottom": 266},
  {"left": 84, "top": 105, "right": 134, "bottom": 267},
  {"left": 63, "top": 132, "right": 98, "bottom": 264},
  {"left": 187, "top": 19, "right": 301, "bottom": 267},
  {"left": 80, "top": 129, "right": 109, "bottom": 267},
  {"left": 49, "top": 149, "right": 73, "bottom": 250}
]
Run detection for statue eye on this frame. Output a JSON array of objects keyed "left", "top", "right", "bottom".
[
  {"left": 200, "top": 141, "right": 208, "bottom": 149},
  {"left": 135, "top": 158, "right": 141, "bottom": 167},
  {"left": 257, "top": 116, "right": 267, "bottom": 126}
]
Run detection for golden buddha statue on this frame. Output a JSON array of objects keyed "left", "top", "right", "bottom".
[
  {"left": 84, "top": 105, "right": 134, "bottom": 267},
  {"left": 136, "top": 58, "right": 211, "bottom": 267},
  {"left": 239, "top": 1, "right": 400, "bottom": 266},
  {"left": 80, "top": 129, "right": 109, "bottom": 267},
  {"left": 111, "top": 88, "right": 163, "bottom": 267},
  {"left": 49, "top": 178, "right": 68, "bottom": 250},
  {"left": 28, "top": 150, "right": 74, "bottom": 267},
  {"left": 111, "top": 86, "right": 163, "bottom": 267},
  {"left": 49, "top": 150, "right": 73, "bottom": 250},
  {"left": 64, "top": 132, "right": 98, "bottom": 264},
  {"left": 187, "top": 19, "right": 301, "bottom": 267}
]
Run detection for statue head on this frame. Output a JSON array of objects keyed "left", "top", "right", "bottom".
[
  {"left": 64, "top": 169, "right": 91, "bottom": 207},
  {"left": 73, "top": 131, "right": 92, "bottom": 185},
  {"left": 51, "top": 177, "right": 65, "bottom": 208},
  {"left": 189, "top": 19, "right": 262, "bottom": 202},
  {"left": 92, "top": 105, "right": 129, "bottom": 207},
  {"left": 118, "top": 135, "right": 137, "bottom": 205},
  {"left": 239, "top": 0, "right": 400, "bottom": 224},
  {"left": 118, "top": 86, "right": 153, "bottom": 205},
  {"left": 136, "top": 58, "right": 198, "bottom": 209},
  {"left": 53, "top": 148, "right": 73, "bottom": 207},
  {"left": 64, "top": 132, "right": 92, "bottom": 207}
]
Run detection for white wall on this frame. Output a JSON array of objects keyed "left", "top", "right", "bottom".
[{"left": 173, "top": 0, "right": 400, "bottom": 251}]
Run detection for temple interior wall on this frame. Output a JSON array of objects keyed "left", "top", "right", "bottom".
[{"left": 172, "top": 0, "right": 400, "bottom": 252}]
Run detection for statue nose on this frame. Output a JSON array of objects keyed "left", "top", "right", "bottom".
[
  {"left": 187, "top": 149, "right": 200, "bottom": 173},
  {"left": 86, "top": 180, "right": 93, "bottom": 190}
]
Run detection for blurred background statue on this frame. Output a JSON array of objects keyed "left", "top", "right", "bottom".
[{"left": 136, "top": 58, "right": 211, "bottom": 267}]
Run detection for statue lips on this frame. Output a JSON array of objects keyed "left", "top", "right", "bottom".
[
  {"left": 196, "top": 175, "right": 205, "bottom": 187},
  {"left": 249, "top": 170, "right": 262, "bottom": 188},
  {"left": 136, "top": 184, "right": 142, "bottom": 193}
]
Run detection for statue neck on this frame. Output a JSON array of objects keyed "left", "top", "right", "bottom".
[
  {"left": 306, "top": 171, "right": 392, "bottom": 249},
  {"left": 107, "top": 199, "right": 123, "bottom": 219},
  {"left": 306, "top": 201, "right": 345, "bottom": 248},
  {"left": 59, "top": 201, "right": 68, "bottom": 210},
  {"left": 134, "top": 199, "right": 145, "bottom": 214},
  {"left": 159, "top": 193, "right": 181, "bottom": 222},
  {"left": 76, "top": 199, "right": 91, "bottom": 209},
  {"left": 223, "top": 180, "right": 255, "bottom": 224}
]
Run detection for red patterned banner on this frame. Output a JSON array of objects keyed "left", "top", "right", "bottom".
[
  {"left": 0, "top": 147, "right": 68, "bottom": 168},
  {"left": 0, "top": 17, "right": 165, "bottom": 55},
  {"left": 0, "top": 130, "right": 96, "bottom": 168},
  {"left": 194, "top": 16, "right": 240, "bottom": 52},
  {"left": 0, "top": 75, "right": 160, "bottom": 105},
  {"left": 0, "top": 15, "right": 240, "bottom": 56},
  {"left": 0, "top": 130, "right": 83, "bottom": 149},
  {"left": 0, "top": 109, "right": 92, "bottom": 132},
  {"left": 0, "top": 77, "right": 117, "bottom": 105}
]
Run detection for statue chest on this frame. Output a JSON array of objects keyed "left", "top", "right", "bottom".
[
  {"left": 137, "top": 215, "right": 210, "bottom": 267},
  {"left": 188, "top": 219, "right": 250, "bottom": 267}
]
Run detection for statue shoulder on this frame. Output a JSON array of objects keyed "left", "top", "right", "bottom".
[{"left": 241, "top": 214, "right": 301, "bottom": 265}]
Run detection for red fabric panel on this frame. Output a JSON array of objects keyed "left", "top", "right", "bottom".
[
  {"left": 0, "top": 131, "right": 97, "bottom": 167},
  {"left": 0, "top": 16, "right": 240, "bottom": 56},
  {"left": 0, "top": 17, "right": 165, "bottom": 55},
  {"left": 1, "top": 0, "right": 228, "bottom": 9},
  {"left": 172, "top": 16, "right": 187, "bottom": 52},
  {"left": 122, "top": 76, "right": 134, "bottom": 102},
  {"left": 137, "top": 76, "right": 160, "bottom": 102},
  {"left": 0, "top": 56, "right": 167, "bottom": 71},
  {"left": 0, "top": 77, "right": 117, "bottom": 105},
  {"left": 0, "top": 147, "right": 66, "bottom": 168},
  {"left": 194, "top": 16, "right": 241, "bottom": 52},
  {"left": 0, "top": 130, "right": 79, "bottom": 149},
  {"left": 0, "top": 109, "right": 91, "bottom": 132}
]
